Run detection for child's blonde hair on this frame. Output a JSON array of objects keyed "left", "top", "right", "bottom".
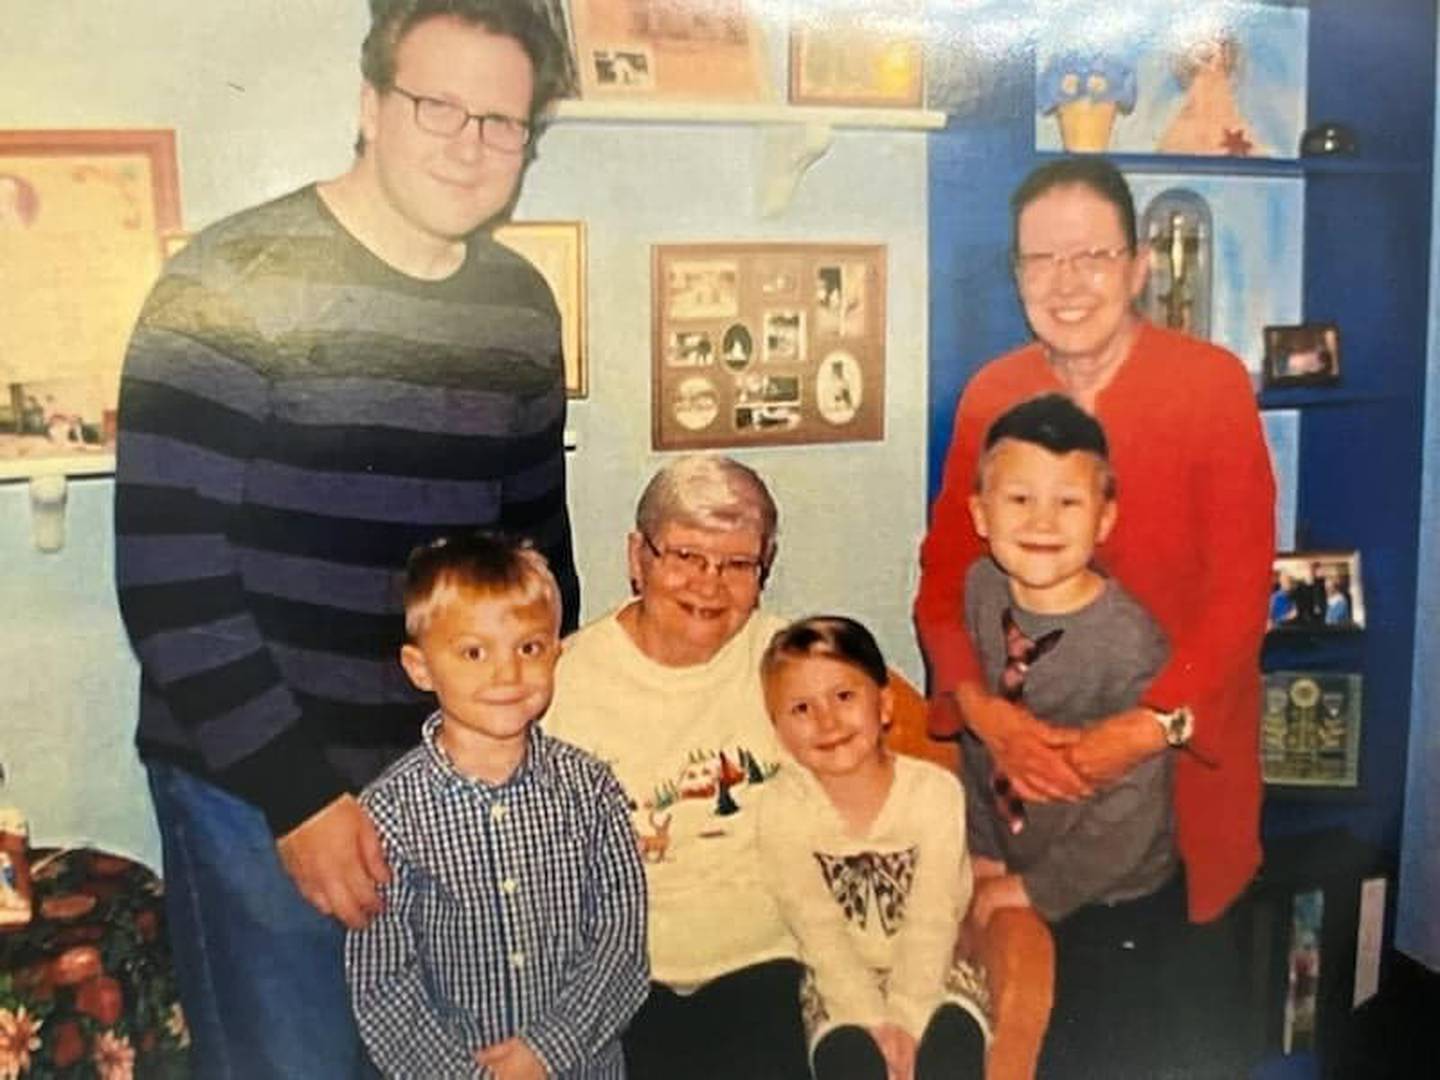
[
  {"left": 761, "top": 615, "right": 890, "bottom": 689},
  {"left": 403, "top": 532, "right": 560, "bottom": 640}
]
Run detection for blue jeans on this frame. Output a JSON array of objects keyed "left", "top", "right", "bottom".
[{"left": 147, "top": 761, "right": 376, "bottom": 1079}]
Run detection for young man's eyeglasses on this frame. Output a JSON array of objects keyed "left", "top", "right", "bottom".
[
  {"left": 390, "top": 85, "right": 532, "bottom": 153},
  {"left": 1012, "top": 246, "right": 1130, "bottom": 288},
  {"left": 641, "top": 534, "right": 764, "bottom": 585}
]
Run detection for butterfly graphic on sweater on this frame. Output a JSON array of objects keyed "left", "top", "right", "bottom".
[
  {"left": 813, "top": 846, "right": 919, "bottom": 936},
  {"left": 992, "top": 609, "right": 1064, "bottom": 834}
]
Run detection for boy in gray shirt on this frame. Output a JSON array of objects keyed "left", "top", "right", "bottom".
[{"left": 958, "top": 394, "right": 1178, "bottom": 923}]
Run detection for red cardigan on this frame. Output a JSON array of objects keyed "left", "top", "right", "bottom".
[{"left": 915, "top": 322, "right": 1275, "bottom": 922}]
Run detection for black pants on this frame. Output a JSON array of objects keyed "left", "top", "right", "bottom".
[
  {"left": 623, "top": 959, "right": 810, "bottom": 1080},
  {"left": 812, "top": 1004, "right": 986, "bottom": 1080},
  {"left": 1040, "top": 874, "right": 1255, "bottom": 1080}
]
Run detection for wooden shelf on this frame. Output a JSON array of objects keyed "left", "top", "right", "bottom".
[{"left": 550, "top": 98, "right": 945, "bottom": 131}]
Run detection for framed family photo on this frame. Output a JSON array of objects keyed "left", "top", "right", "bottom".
[
  {"left": 1268, "top": 550, "right": 1364, "bottom": 632},
  {"left": 493, "top": 220, "right": 589, "bottom": 397},
  {"left": 652, "top": 242, "right": 886, "bottom": 450},
  {"left": 1263, "top": 322, "right": 1340, "bottom": 388}
]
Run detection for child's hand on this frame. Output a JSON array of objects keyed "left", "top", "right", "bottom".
[
  {"left": 972, "top": 872, "right": 1032, "bottom": 930},
  {"left": 869, "top": 1022, "right": 917, "bottom": 1080},
  {"left": 474, "top": 1037, "right": 547, "bottom": 1080}
]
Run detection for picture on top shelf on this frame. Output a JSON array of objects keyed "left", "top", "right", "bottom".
[
  {"left": 569, "top": 0, "right": 772, "bottom": 102},
  {"left": 1034, "top": 0, "right": 1307, "bottom": 157},
  {"left": 1261, "top": 671, "right": 1362, "bottom": 789},
  {"left": 652, "top": 242, "right": 885, "bottom": 450},
  {"left": 1263, "top": 323, "right": 1341, "bottom": 389},
  {"left": 789, "top": 0, "right": 925, "bottom": 108},
  {"left": 1268, "top": 551, "right": 1365, "bottom": 632}
]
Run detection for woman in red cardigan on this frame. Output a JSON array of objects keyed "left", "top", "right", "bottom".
[{"left": 916, "top": 157, "right": 1274, "bottom": 1077}]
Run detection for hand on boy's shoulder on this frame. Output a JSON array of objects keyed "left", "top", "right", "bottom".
[
  {"left": 276, "top": 793, "right": 389, "bottom": 930},
  {"left": 475, "top": 1037, "right": 547, "bottom": 1080}
]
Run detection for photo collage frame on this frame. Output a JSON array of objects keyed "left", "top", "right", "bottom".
[{"left": 651, "top": 243, "right": 886, "bottom": 450}]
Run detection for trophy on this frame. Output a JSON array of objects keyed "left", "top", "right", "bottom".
[{"left": 1140, "top": 189, "right": 1213, "bottom": 338}]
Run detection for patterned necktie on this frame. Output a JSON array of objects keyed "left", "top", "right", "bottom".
[{"left": 992, "top": 609, "right": 1063, "bottom": 834}]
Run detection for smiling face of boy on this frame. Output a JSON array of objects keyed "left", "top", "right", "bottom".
[
  {"left": 969, "top": 436, "right": 1117, "bottom": 614},
  {"left": 400, "top": 592, "right": 558, "bottom": 783}
]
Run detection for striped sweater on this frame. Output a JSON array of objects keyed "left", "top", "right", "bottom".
[{"left": 113, "top": 185, "right": 579, "bottom": 836}]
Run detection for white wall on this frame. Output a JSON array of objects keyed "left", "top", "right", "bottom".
[
  {"left": 1397, "top": 13, "right": 1440, "bottom": 972},
  {"left": 0, "top": 2, "right": 931, "bottom": 869}
]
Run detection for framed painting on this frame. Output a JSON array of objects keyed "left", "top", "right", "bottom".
[
  {"left": 1035, "top": 0, "right": 1308, "bottom": 159},
  {"left": 652, "top": 242, "right": 886, "bottom": 450},
  {"left": 789, "top": 1, "right": 925, "bottom": 108},
  {"left": 569, "top": 0, "right": 772, "bottom": 102},
  {"left": 493, "top": 220, "right": 589, "bottom": 397},
  {"left": 0, "top": 129, "right": 181, "bottom": 479}
]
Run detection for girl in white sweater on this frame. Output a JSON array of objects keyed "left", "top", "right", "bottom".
[{"left": 757, "top": 617, "right": 987, "bottom": 1080}]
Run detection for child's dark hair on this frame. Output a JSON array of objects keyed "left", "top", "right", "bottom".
[
  {"left": 977, "top": 393, "right": 1117, "bottom": 499},
  {"left": 761, "top": 616, "right": 889, "bottom": 688},
  {"left": 403, "top": 531, "right": 560, "bottom": 640}
]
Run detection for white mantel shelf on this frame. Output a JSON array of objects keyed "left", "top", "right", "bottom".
[{"left": 550, "top": 99, "right": 946, "bottom": 131}]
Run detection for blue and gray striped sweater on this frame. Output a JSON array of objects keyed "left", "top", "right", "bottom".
[{"left": 114, "top": 185, "right": 579, "bottom": 834}]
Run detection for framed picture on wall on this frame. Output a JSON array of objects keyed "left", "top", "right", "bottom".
[
  {"left": 0, "top": 129, "right": 182, "bottom": 479},
  {"left": 568, "top": 0, "right": 772, "bottom": 102},
  {"left": 789, "top": 1, "right": 925, "bottom": 107},
  {"left": 1268, "top": 550, "right": 1364, "bottom": 632},
  {"left": 1263, "top": 322, "right": 1340, "bottom": 388},
  {"left": 492, "top": 220, "right": 588, "bottom": 397},
  {"left": 651, "top": 242, "right": 886, "bottom": 450},
  {"left": 1261, "top": 671, "right": 1362, "bottom": 788}
]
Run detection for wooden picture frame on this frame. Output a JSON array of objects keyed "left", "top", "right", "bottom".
[
  {"left": 0, "top": 129, "right": 181, "bottom": 480},
  {"left": 569, "top": 0, "right": 771, "bottom": 103},
  {"left": 1261, "top": 671, "right": 1362, "bottom": 789},
  {"left": 492, "top": 220, "right": 589, "bottom": 398},
  {"left": 1268, "top": 550, "right": 1364, "bottom": 632},
  {"left": 789, "top": 2, "right": 925, "bottom": 108},
  {"left": 652, "top": 242, "right": 886, "bottom": 450},
  {"left": 1263, "top": 322, "right": 1340, "bottom": 388}
]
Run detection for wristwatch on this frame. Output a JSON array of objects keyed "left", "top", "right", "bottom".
[{"left": 1149, "top": 705, "right": 1195, "bottom": 748}]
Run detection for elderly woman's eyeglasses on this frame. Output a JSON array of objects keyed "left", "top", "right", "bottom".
[
  {"left": 641, "top": 534, "right": 764, "bottom": 585},
  {"left": 390, "top": 85, "right": 532, "bottom": 153},
  {"left": 1012, "top": 246, "right": 1130, "bottom": 288}
]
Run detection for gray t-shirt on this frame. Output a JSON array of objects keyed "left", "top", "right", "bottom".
[{"left": 962, "top": 557, "right": 1176, "bottom": 921}]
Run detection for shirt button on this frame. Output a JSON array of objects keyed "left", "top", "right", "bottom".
[
  {"left": 510, "top": 950, "right": 526, "bottom": 969},
  {"left": 490, "top": 803, "right": 508, "bottom": 821},
  {"left": 501, "top": 878, "right": 519, "bottom": 895}
]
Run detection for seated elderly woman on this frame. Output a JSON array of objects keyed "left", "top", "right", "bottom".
[
  {"left": 544, "top": 454, "right": 806, "bottom": 1079},
  {"left": 546, "top": 455, "right": 1052, "bottom": 1080}
]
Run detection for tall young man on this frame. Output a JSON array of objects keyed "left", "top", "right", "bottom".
[{"left": 114, "top": 3, "right": 577, "bottom": 1073}]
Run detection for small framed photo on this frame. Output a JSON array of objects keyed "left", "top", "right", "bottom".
[
  {"left": 492, "top": 220, "right": 588, "bottom": 398},
  {"left": 1261, "top": 671, "right": 1362, "bottom": 788},
  {"left": 1263, "top": 322, "right": 1340, "bottom": 388},
  {"left": 1268, "top": 550, "right": 1364, "bottom": 632}
]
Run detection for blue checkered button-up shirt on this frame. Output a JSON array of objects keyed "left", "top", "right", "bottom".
[{"left": 346, "top": 716, "right": 649, "bottom": 1078}]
